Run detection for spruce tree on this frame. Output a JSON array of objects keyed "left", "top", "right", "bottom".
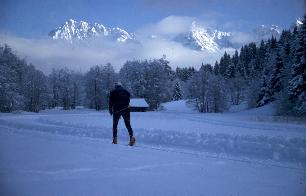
[
  {"left": 288, "top": 15, "right": 306, "bottom": 115},
  {"left": 257, "top": 71, "right": 272, "bottom": 107},
  {"left": 172, "top": 81, "right": 182, "bottom": 101},
  {"left": 213, "top": 61, "right": 220, "bottom": 75},
  {"left": 219, "top": 52, "right": 231, "bottom": 76},
  {"left": 270, "top": 52, "right": 285, "bottom": 100}
]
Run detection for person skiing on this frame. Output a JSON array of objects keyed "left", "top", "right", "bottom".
[{"left": 109, "top": 82, "right": 135, "bottom": 146}]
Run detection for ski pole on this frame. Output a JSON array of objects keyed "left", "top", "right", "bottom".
[{"left": 113, "top": 106, "right": 130, "bottom": 114}]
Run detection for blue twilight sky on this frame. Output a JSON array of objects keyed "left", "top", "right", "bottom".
[{"left": 1, "top": 0, "right": 305, "bottom": 38}]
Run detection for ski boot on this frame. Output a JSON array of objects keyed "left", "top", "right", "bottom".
[
  {"left": 112, "top": 137, "right": 117, "bottom": 144},
  {"left": 129, "top": 136, "right": 136, "bottom": 146}
]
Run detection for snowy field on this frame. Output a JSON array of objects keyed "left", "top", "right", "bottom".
[{"left": 1, "top": 101, "right": 306, "bottom": 196}]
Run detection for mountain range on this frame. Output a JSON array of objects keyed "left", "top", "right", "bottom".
[
  {"left": 49, "top": 19, "right": 135, "bottom": 43},
  {"left": 49, "top": 19, "right": 286, "bottom": 52}
]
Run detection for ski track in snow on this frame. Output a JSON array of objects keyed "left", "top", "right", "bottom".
[
  {"left": 0, "top": 110, "right": 305, "bottom": 166},
  {"left": 2, "top": 163, "right": 194, "bottom": 176}
]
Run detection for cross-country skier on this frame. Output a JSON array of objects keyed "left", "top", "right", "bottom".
[{"left": 109, "top": 82, "right": 136, "bottom": 146}]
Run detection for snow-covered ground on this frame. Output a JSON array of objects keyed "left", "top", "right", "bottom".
[{"left": 1, "top": 101, "right": 306, "bottom": 196}]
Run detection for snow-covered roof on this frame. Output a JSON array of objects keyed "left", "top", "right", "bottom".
[{"left": 130, "top": 98, "right": 149, "bottom": 107}]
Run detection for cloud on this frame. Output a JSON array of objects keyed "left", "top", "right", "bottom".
[
  {"left": 229, "top": 31, "right": 256, "bottom": 46},
  {"left": 1, "top": 15, "right": 241, "bottom": 74},
  {"left": 136, "top": 15, "right": 219, "bottom": 40},
  {"left": 136, "top": 16, "right": 195, "bottom": 38},
  {"left": 135, "top": 36, "right": 234, "bottom": 67},
  {"left": 1, "top": 32, "right": 232, "bottom": 74},
  {"left": 0, "top": 33, "right": 138, "bottom": 73}
]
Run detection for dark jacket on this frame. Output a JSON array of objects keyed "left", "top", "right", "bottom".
[{"left": 109, "top": 86, "right": 131, "bottom": 113}]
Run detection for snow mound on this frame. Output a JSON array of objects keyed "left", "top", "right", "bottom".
[
  {"left": 161, "top": 100, "right": 195, "bottom": 113},
  {"left": 228, "top": 102, "right": 248, "bottom": 113},
  {"left": 238, "top": 103, "right": 276, "bottom": 116},
  {"left": 228, "top": 102, "right": 276, "bottom": 116}
]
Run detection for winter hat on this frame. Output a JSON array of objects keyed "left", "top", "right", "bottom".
[{"left": 115, "top": 82, "right": 122, "bottom": 88}]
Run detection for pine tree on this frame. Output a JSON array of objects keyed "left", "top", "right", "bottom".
[
  {"left": 213, "top": 61, "right": 219, "bottom": 75},
  {"left": 225, "top": 63, "right": 235, "bottom": 79},
  {"left": 172, "top": 81, "right": 182, "bottom": 101},
  {"left": 278, "top": 30, "right": 293, "bottom": 67},
  {"left": 257, "top": 72, "right": 272, "bottom": 107},
  {"left": 288, "top": 15, "right": 306, "bottom": 115},
  {"left": 176, "top": 67, "right": 195, "bottom": 81},
  {"left": 218, "top": 52, "right": 231, "bottom": 76},
  {"left": 270, "top": 52, "right": 285, "bottom": 100}
]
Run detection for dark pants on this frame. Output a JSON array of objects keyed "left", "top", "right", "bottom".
[{"left": 113, "top": 109, "right": 133, "bottom": 138}]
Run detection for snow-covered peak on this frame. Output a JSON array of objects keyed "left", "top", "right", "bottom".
[
  {"left": 49, "top": 19, "right": 135, "bottom": 43},
  {"left": 174, "top": 21, "right": 232, "bottom": 52},
  {"left": 290, "top": 18, "right": 304, "bottom": 31},
  {"left": 295, "top": 18, "right": 303, "bottom": 26},
  {"left": 214, "top": 30, "right": 231, "bottom": 40},
  {"left": 270, "top": 25, "right": 281, "bottom": 34},
  {"left": 49, "top": 19, "right": 284, "bottom": 53},
  {"left": 111, "top": 27, "right": 134, "bottom": 42},
  {"left": 173, "top": 22, "right": 283, "bottom": 52},
  {"left": 296, "top": 18, "right": 303, "bottom": 27},
  {"left": 190, "top": 22, "right": 219, "bottom": 52}
]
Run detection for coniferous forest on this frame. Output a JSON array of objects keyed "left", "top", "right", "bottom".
[{"left": 1, "top": 15, "right": 305, "bottom": 116}]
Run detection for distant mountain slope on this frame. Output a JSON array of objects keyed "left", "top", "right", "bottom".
[
  {"left": 49, "top": 19, "right": 135, "bottom": 43},
  {"left": 49, "top": 19, "right": 282, "bottom": 52},
  {"left": 174, "top": 22, "right": 232, "bottom": 52}
]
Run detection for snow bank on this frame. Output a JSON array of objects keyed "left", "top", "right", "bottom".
[
  {"left": 136, "top": 128, "right": 306, "bottom": 163},
  {"left": 1, "top": 109, "right": 305, "bottom": 164},
  {"left": 160, "top": 100, "right": 195, "bottom": 113},
  {"left": 237, "top": 103, "right": 276, "bottom": 116},
  {"left": 228, "top": 102, "right": 248, "bottom": 113}
]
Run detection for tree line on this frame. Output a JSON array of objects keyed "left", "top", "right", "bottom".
[{"left": 0, "top": 15, "right": 305, "bottom": 116}]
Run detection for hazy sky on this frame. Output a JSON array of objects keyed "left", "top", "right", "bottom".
[
  {"left": 0, "top": 0, "right": 305, "bottom": 72},
  {"left": 1, "top": 0, "right": 305, "bottom": 38}
]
